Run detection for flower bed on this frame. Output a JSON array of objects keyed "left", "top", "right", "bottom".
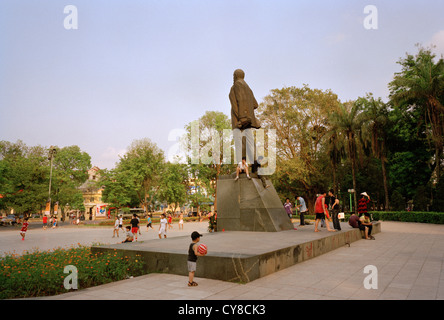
[{"left": 0, "top": 244, "right": 145, "bottom": 299}]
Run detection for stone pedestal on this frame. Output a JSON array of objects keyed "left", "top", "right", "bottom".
[{"left": 216, "top": 173, "right": 294, "bottom": 232}]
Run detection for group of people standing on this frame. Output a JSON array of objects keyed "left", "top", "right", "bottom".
[
  {"left": 314, "top": 190, "right": 341, "bottom": 232},
  {"left": 283, "top": 189, "right": 341, "bottom": 232},
  {"left": 284, "top": 190, "right": 375, "bottom": 240}
]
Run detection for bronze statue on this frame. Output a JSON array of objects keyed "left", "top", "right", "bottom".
[
  {"left": 229, "top": 69, "right": 260, "bottom": 164},
  {"left": 229, "top": 69, "right": 261, "bottom": 130}
]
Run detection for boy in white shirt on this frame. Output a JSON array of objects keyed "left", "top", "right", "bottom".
[
  {"left": 119, "top": 215, "right": 124, "bottom": 232},
  {"left": 112, "top": 216, "right": 120, "bottom": 238},
  {"left": 234, "top": 157, "right": 251, "bottom": 181},
  {"left": 159, "top": 213, "right": 168, "bottom": 239}
]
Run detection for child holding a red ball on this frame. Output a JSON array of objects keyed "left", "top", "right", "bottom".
[{"left": 187, "top": 231, "right": 207, "bottom": 287}]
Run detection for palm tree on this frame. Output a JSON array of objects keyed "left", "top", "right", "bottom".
[
  {"left": 325, "top": 126, "right": 346, "bottom": 195},
  {"left": 328, "top": 101, "right": 366, "bottom": 214},
  {"left": 389, "top": 45, "right": 444, "bottom": 183},
  {"left": 358, "top": 94, "right": 391, "bottom": 210}
]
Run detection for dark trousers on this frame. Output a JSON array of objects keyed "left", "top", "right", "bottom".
[
  {"left": 299, "top": 211, "right": 307, "bottom": 225},
  {"left": 359, "top": 224, "right": 372, "bottom": 235},
  {"left": 331, "top": 208, "right": 341, "bottom": 230},
  {"left": 258, "top": 175, "right": 267, "bottom": 188}
]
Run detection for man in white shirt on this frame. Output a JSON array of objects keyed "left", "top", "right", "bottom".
[
  {"left": 296, "top": 196, "right": 308, "bottom": 226},
  {"left": 235, "top": 157, "right": 251, "bottom": 181}
]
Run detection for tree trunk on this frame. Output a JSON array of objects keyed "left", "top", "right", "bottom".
[
  {"left": 348, "top": 133, "right": 358, "bottom": 215},
  {"left": 351, "top": 156, "right": 358, "bottom": 215},
  {"left": 332, "top": 161, "right": 337, "bottom": 194},
  {"left": 381, "top": 159, "right": 390, "bottom": 210},
  {"left": 214, "top": 163, "right": 221, "bottom": 212},
  {"left": 436, "top": 147, "right": 442, "bottom": 184}
]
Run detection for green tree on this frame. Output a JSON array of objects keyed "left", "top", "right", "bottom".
[
  {"left": 0, "top": 141, "right": 91, "bottom": 216},
  {"left": 391, "top": 189, "right": 405, "bottom": 211},
  {"left": 386, "top": 103, "right": 434, "bottom": 200},
  {"left": 157, "top": 162, "right": 188, "bottom": 213},
  {"left": 328, "top": 101, "right": 366, "bottom": 214},
  {"left": 101, "top": 138, "right": 165, "bottom": 211},
  {"left": 51, "top": 145, "right": 91, "bottom": 217},
  {"left": 389, "top": 45, "right": 444, "bottom": 183},
  {"left": 431, "top": 179, "right": 444, "bottom": 212},
  {"left": 0, "top": 141, "right": 49, "bottom": 215},
  {"left": 258, "top": 85, "right": 340, "bottom": 211},
  {"left": 358, "top": 94, "right": 391, "bottom": 210},
  {"left": 412, "top": 185, "right": 430, "bottom": 211},
  {"left": 183, "top": 111, "right": 235, "bottom": 211}
]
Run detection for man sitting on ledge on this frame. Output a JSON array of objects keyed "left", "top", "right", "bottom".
[
  {"left": 359, "top": 212, "right": 375, "bottom": 240},
  {"left": 234, "top": 157, "right": 251, "bottom": 181}
]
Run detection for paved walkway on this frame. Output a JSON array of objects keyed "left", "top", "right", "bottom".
[
  {"left": 17, "top": 221, "right": 444, "bottom": 300},
  {"left": 0, "top": 220, "right": 209, "bottom": 257}
]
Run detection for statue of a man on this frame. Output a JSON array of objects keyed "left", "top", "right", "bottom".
[{"left": 229, "top": 69, "right": 261, "bottom": 164}]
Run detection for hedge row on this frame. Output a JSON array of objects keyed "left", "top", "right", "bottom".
[
  {"left": 369, "top": 211, "right": 444, "bottom": 224},
  {"left": 297, "top": 211, "right": 444, "bottom": 225}
]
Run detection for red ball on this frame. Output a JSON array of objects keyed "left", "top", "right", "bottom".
[{"left": 197, "top": 243, "right": 207, "bottom": 255}]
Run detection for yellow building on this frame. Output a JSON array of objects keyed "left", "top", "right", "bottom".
[{"left": 78, "top": 166, "right": 108, "bottom": 220}]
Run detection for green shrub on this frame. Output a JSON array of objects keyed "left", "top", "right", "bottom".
[
  {"left": 0, "top": 244, "right": 145, "bottom": 299},
  {"left": 370, "top": 211, "right": 444, "bottom": 224}
]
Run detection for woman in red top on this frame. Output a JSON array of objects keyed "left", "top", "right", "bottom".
[{"left": 20, "top": 217, "right": 29, "bottom": 240}]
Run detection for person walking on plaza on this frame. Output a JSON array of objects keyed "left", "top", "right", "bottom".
[
  {"left": 52, "top": 216, "right": 57, "bottom": 229},
  {"left": 20, "top": 217, "right": 29, "bottom": 241},
  {"left": 119, "top": 214, "right": 124, "bottom": 233},
  {"left": 328, "top": 189, "right": 341, "bottom": 231},
  {"left": 179, "top": 212, "right": 184, "bottom": 230},
  {"left": 113, "top": 216, "right": 120, "bottom": 238},
  {"left": 146, "top": 214, "right": 154, "bottom": 231},
  {"left": 42, "top": 215, "right": 48, "bottom": 230},
  {"left": 137, "top": 214, "right": 142, "bottom": 235},
  {"left": 296, "top": 196, "right": 308, "bottom": 226},
  {"left": 284, "top": 198, "right": 293, "bottom": 219},
  {"left": 314, "top": 191, "right": 335, "bottom": 232},
  {"left": 130, "top": 214, "right": 139, "bottom": 242},
  {"left": 358, "top": 192, "right": 371, "bottom": 217},
  {"left": 168, "top": 213, "right": 173, "bottom": 229},
  {"left": 159, "top": 213, "right": 168, "bottom": 239}
]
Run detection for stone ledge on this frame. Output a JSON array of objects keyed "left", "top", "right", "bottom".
[{"left": 92, "top": 221, "right": 381, "bottom": 283}]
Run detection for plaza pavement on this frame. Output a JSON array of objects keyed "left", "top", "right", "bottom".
[
  {"left": 3, "top": 220, "right": 444, "bottom": 300},
  {"left": 0, "top": 219, "right": 209, "bottom": 256}
]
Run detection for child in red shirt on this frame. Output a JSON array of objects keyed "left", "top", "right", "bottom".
[
  {"left": 20, "top": 217, "right": 29, "bottom": 240},
  {"left": 168, "top": 214, "right": 173, "bottom": 229}
]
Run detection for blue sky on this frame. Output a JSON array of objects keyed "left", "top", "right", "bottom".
[{"left": 1, "top": 0, "right": 444, "bottom": 169}]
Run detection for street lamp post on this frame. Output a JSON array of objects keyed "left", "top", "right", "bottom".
[{"left": 48, "top": 146, "right": 57, "bottom": 216}]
